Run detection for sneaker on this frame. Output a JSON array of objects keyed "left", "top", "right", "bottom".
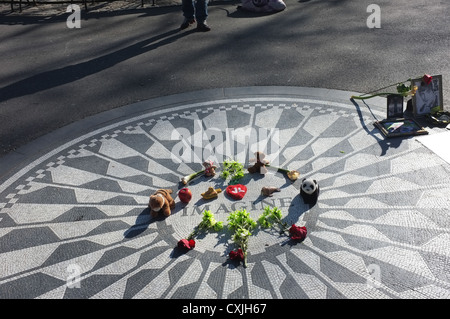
[
  {"left": 196, "top": 22, "right": 211, "bottom": 32},
  {"left": 180, "top": 17, "right": 196, "bottom": 30}
]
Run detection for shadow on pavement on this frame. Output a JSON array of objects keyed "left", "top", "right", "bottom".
[{"left": 0, "top": 26, "right": 195, "bottom": 103}]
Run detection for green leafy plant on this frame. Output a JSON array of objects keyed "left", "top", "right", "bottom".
[
  {"left": 188, "top": 210, "right": 224, "bottom": 240},
  {"left": 178, "top": 210, "right": 223, "bottom": 250},
  {"left": 187, "top": 210, "right": 223, "bottom": 240},
  {"left": 227, "top": 209, "right": 257, "bottom": 267},
  {"left": 220, "top": 159, "right": 245, "bottom": 183},
  {"left": 258, "top": 206, "right": 289, "bottom": 234},
  {"left": 258, "top": 206, "right": 308, "bottom": 243}
]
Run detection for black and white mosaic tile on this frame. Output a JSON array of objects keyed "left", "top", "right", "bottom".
[{"left": 1, "top": 94, "right": 450, "bottom": 299}]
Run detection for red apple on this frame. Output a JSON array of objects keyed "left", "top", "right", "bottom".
[{"left": 178, "top": 188, "right": 192, "bottom": 203}]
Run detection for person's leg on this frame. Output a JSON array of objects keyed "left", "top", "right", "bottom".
[
  {"left": 195, "top": 0, "right": 210, "bottom": 31},
  {"left": 180, "top": 0, "right": 196, "bottom": 29}
]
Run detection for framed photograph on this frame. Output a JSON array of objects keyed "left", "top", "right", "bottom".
[
  {"left": 374, "top": 118, "right": 428, "bottom": 138},
  {"left": 387, "top": 94, "right": 404, "bottom": 118},
  {"left": 412, "top": 75, "right": 443, "bottom": 117}
]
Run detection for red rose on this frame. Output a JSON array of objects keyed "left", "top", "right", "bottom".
[
  {"left": 423, "top": 74, "right": 433, "bottom": 85},
  {"left": 178, "top": 238, "right": 195, "bottom": 250},
  {"left": 289, "top": 224, "right": 307, "bottom": 241},
  {"left": 229, "top": 248, "right": 244, "bottom": 261}
]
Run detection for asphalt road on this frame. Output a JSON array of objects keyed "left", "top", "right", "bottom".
[{"left": 1, "top": 0, "right": 449, "bottom": 156}]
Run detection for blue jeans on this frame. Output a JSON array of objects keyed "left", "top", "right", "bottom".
[{"left": 182, "top": 0, "right": 208, "bottom": 24}]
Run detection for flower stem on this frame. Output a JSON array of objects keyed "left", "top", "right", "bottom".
[
  {"left": 187, "top": 228, "right": 198, "bottom": 240},
  {"left": 182, "top": 170, "right": 205, "bottom": 185},
  {"left": 351, "top": 92, "right": 402, "bottom": 100},
  {"left": 241, "top": 242, "right": 248, "bottom": 268},
  {"left": 266, "top": 164, "right": 288, "bottom": 173}
]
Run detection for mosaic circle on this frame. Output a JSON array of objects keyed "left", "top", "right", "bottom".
[{"left": 1, "top": 96, "right": 450, "bottom": 299}]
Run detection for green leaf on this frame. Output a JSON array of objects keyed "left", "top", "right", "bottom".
[
  {"left": 396, "top": 83, "right": 410, "bottom": 94},
  {"left": 189, "top": 210, "right": 224, "bottom": 239},
  {"left": 227, "top": 209, "right": 256, "bottom": 267},
  {"left": 257, "top": 206, "right": 288, "bottom": 233},
  {"left": 221, "top": 159, "right": 245, "bottom": 182},
  {"left": 214, "top": 221, "right": 223, "bottom": 231},
  {"left": 272, "top": 207, "right": 282, "bottom": 220}
]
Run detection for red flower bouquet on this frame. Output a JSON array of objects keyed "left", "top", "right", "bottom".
[
  {"left": 178, "top": 239, "right": 196, "bottom": 250},
  {"left": 289, "top": 224, "right": 307, "bottom": 242},
  {"left": 229, "top": 249, "right": 244, "bottom": 261}
]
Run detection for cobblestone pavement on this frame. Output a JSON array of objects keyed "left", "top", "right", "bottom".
[{"left": 1, "top": 87, "right": 450, "bottom": 299}]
